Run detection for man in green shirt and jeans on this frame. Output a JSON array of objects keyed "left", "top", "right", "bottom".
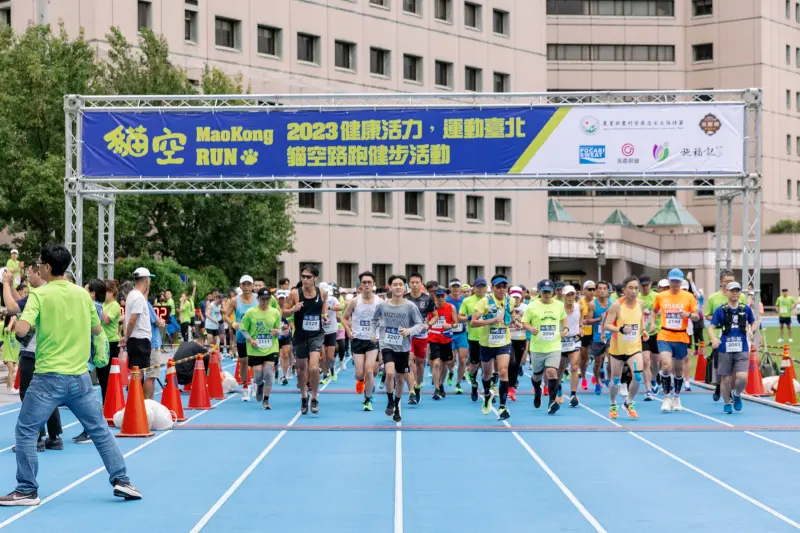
[
  {"left": 0, "top": 244, "right": 141, "bottom": 506},
  {"left": 776, "top": 288, "right": 796, "bottom": 344}
]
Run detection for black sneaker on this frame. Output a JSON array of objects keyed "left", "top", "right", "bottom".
[
  {"left": 261, "top": 398, "right": 271, "bottom": 410},
  {"left": 385, "top": 403, "right": 394, "bottom": 416},
  {"left": 11, "top": 439, "right": 46, "bottom": 454},
  {"left": 0, "top": 490, "right": 40, "bottom": 506},
  {"left": 73, "top": 431, "right": 92, "bottom": 444},
  {"left": 392, "top": 406, "right": 402, "bottom": 423},
  {"left": 534, "top": 390, "right": 542, "bottom": 409},
  {"left": 432, "top": 389, "right": 441, "bottom": 401},
  {"left": 569, "top": 395, "right": 579, "bottom": 408},
  {"left": 414, "top": 386, "right": 421, "bottom": 404},
  {"left": 439, "top": 387, "right": 447, "bottom": 398},
  {"left": 713, "top": 384, "right": 721, "bottom": 402},
  {"left": 548, "top": 401, "right": 560, "bottom": 415},
  {"left": 256, "top": 383, "right": 264, "bottom": 402},
  {"left": 281, "top": 376, "right": 288, "bottom": 386},
  {"left": 470, "top": 387, "right": 479, "bottom": 402},
  {"left": 408, "top": 394, "right": 418, "bottom": 406},
  {"left": 301, "top": 397, "right": 309, "bottom": 415},
  {"left": 310, "top": 398, "right": 319, "bottom": 414},
  {"left": 112, "top": 479, "right": 142, "bottom": 500},
  {"left": 44, "top": 437, "right": 64, "bottom": 451}
]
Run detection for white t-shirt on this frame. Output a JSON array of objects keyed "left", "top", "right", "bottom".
[{"left": 125, "top": 289, "right": 152, "bottom": 340}]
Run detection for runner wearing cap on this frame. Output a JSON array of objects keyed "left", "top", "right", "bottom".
[
  {"left": 343, "top": 271, "right": 380, "bottom": 411},
  {"left": 579, "top": 281, "right": 596, "bottom": 391},
  {"left": 405, "top": 272, "right": 438, "bottom": 405},
  {"left": 652, "top": 268, "right": 699, "bottom": 412},
  {"left": 554, "top": 281, "right": 565, "bottom": 302},
  {"left": 275, "top": 290, "right": 294, "bottom": 385},
  {"left": 459, "top": 278, "right": 488, "bottom": 402},
  {"left": 471, "top": 274, "right": 516, "bottom": 419},
  {"left": 708, "top": 281, "right": 755, "bottom": 414},
  {"left": 239, "top": 288, "right": 282, "bottom": 410},
  {"left": 586, "top": 281, "right": 612, "bottom": 395},
  {"left": 558, "top": 285, "right": 583, "bottom": 408},
  {"left": 509, "top": 286, "right": 528, "bottom": 402},
  {"left": 523, "top": 280, "right": 568, "bottom": 415},
  {"left": 204, "top": 293, "right": 224, "bottom": 348},
  {"left": 638, "top": 275, "right": 660, "bottom": 400},
  {"left": 225, "top": 275, "right": 257, "bottom": 400},
  {"left": 319, "top": 282, "right": 342, "bottom": 385},
  {"left": 604, "top": 276, "right": 647, "bottom": 419},
  {"left": 429, "top": 286, "right": 457, "bottom": 399},
  {"left": 703, "top": 270, "right": 744, "bottom": 400},
  {"left": 446, "top": 279, "right": 469, "bottom": 394}
]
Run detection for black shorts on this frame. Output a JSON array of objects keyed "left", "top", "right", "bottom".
[
  {"left": 351, "top": 338, "right": 379, "bottom": 354},
  {"left": 248, "top": 354, "right": 277, "bottom": 367},
  {"left": 581, "top": 335, "right": 592, "bottom": 347},
  {"left": 429, "top": 342, "right": 453, "bottom": 362},
  {"left": 293, "top": 333, "right": 325, "bottom": 359},
  {"left": 644, "top": 335, "right": 659, "bottom": 354},
  {"left": 206, "top": 328, "right": 219, "bottom": 335},
  {"left": 780, "top": 317, "right": 792, "bottom": 325},
  {"left": 511, "top": 339, "right": 526, "bottom": 365},
  {"left": 279, "top": 337, "right": 292, "bottom": 348},
  {"left": 468, "top": 340, "right": 481, "bottom": 365},
  {"left": 381, "top": 349, "right": 410, "bottom": 374},
  {"left": 610, "top": 352, "right": 640, "bottom": 362},
  {"left": 324, "top": 333, "right": 338, "bottom": 347},
  {"left": 126, "top": 337, "right": 152, "bottom": 371}
]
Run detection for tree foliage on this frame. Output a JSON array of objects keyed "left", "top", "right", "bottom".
[
  {"left": 766, "top": 220, "right": 800, "bottom": 234},
  {"left": 0, "top": 25, "right": 294, "bottom": 283}
]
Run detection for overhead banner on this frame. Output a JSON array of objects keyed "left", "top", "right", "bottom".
[{"left": 81, "top": 104, "right": 745, "bottom": 177}]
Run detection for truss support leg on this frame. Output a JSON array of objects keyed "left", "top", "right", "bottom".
[
  {"left": 715, "top": 196, "right": 734, "bottom": 282},
  {"left": 97, "top": 197, "right": 115, "bottom": 280},
  {"left": 64, "top": 192, "right": 84, "bottom": 286},
  {"left": 741, "top": 181, "right": 762, "bottom": 346}
]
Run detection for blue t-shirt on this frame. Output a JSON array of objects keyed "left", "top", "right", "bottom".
[
  {"left": 148, "top": 302, "right": 163, "bottom": 350},
  {"left": 711, "top": 304, "right": 755, "bottom": 353}
]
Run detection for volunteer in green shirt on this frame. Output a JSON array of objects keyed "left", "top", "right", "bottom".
[
  {"left": 703, "top": 269, "right": 745, "bottom": 401},
  {"left": 2, "top": 243, "right": 140, "bottom": 506},
  {"left": 523, "top": 279, "right": 568, "bottom": 416},
  {"left": 458, "top": 277, "right": 488, "bottom": 402},
  {"left": 179, "top": 290, "right": 195, "bottom": 341},
  {"left": 239, "top": 287, "right": 282, "bottom": 410},
  {"left": 5, "top": 249, "right": 22, "bottom": 286},
  {"left": 638, "top": 275, "right": 660, "bottom": 400},
  {"left": 103, "top": 281, "right": 122, "bottom": 361},
  {"left": 776, "top": 288, "right": 796, "bottom": 343},
  {"left": 471, "top": 274, "right": 515, "bottom": 420},
  {"left": 164, "top": 290, "right": 176, "bottom": 318}
]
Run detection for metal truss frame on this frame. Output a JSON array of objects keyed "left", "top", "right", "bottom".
[{"left": 64, "top": 89, "right": 763, "bottom": 311}]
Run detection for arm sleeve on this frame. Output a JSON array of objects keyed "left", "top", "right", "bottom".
[{"left": 407, "top": 304, "right": 424, "bottom": 336}]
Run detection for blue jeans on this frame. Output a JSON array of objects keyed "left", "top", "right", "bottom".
[{"left": 15, "top": 372, "right": 129, "bottom": 494}]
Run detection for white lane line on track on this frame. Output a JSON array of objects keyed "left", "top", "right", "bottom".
[
  {"left": 395, "top": 420, "right": 403, "bottom": 533},
  {"left": 580, "top": 403, "right": 800, "bottom": 530}
]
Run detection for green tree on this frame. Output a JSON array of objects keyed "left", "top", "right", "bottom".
[{"left": 767, "top": 220, "right": 800, "bottom": 234}]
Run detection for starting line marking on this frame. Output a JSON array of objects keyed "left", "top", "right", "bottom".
[{"left": 172, "top": 423, "right": 800, "bottom": 432}]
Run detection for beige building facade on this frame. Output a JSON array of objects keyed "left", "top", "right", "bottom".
[{"left": 2, "top": 0, "right": 798, "bottom": 300}]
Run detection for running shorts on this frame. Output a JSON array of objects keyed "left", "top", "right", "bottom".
[
  {"left": 780, "top": 317, "right": 791, "bottom": 326},
  {"left": 532, "top": 351, "right": 560, "bottom": 375},
  {"left": 657, "top": 340, "right": 689, "bottom": 360},
  {"left": 248, "top": 354, "right": 277, "bottom": 367},
  {"left": 429, "top": 342, "right": 454, "bottom": 362},
  {"left": 381, "top": 349, "right": 410, "bottom": 374},
  {"left": 352, "top": 338, "right": 379, "bottom": 354},
  {"left": 411, "top": 337, "right": 429, "bottom": 360},
  {"left": 581, "top": 335, "right": 592, "bottom": 348},
  {"left": 468, "top": 340, "right": 481, "bottom": 365},
  {"left": 589, "top": 341, "right": 608, "bottom": 358},
  {"left": 278, "top": 337, "right": 292, "bottom": 348},
  {"left": 323, "top": 333, "right": 337, "bottom": 347},
  {"left": 717, "top": 350, "right": 748, "bottom": 376},
  {"left": 479, "top": 344, "right": 512, "bottom": 363},
  {"left": 126, "top": 337, "right": 151, "bottom": 370},
  {"left": 293, "top": 333, "right": 325, "bottom": 359},
  {"left": 644, "top": 335, "right": 659, "bottom": 354},
  {"left": 451, "top": 333, "right": 468, "bottom": 351}
]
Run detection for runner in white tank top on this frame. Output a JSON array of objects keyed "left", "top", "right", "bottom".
[
  {"left": 559, "top": 286, "right": 585, "bottom": 408},
  {"left": 343, "top": 271, "right": 381, "bottom": 411}
]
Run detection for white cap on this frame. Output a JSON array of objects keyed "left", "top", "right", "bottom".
[
  {"left": 239, "top": 275, "right": 254, "bottom": 284},
  {"left": 133, "top": 267, "right": 154, "bottom": 279},
  {"left": 319, "top": 282, "right": 330, "bottom": 292},
  {"left": 658, "top": 279, "right": 669, "bottom": 288},
  {"left": 345, "top": 293, "right": 354, "bottom": 301},
  {"left": 563, "top": 285, "right": 577, "bottom": 295},
  {"left": 509, "top": 286, "right": 523, "bottom": 297},
  {"left": 681, "top": 280, "right": 690, "bottom": 290},
  {"left": 582, "top": 280, "right": 596, "bottom": 289},
  {"left": 276, "top": 289, "right": 289, "bottom": 299},
  {"left": 10, "top": 249, "right": 18, "bottom": 255},
  {"left": 726, "top": 281, "right": 742, "bottom": 291}
]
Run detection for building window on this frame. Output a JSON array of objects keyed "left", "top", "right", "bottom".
[
  {"left": 335, "top": 40, "right": 356, "bottom": 71},
  {"left": 788, "top": 0, "right": 792, "bottom": 19},
  {"left": 435, "top": 0, "right": 452, "bottom": 21},
  {"left": 298, "top": 181, "right": 322, "bottom": 210},
  {"left": 464, "top": 2, "right": 482, "bottom": 29},
  {"left": 138, "top": 1, "right": 151, "bottom": 31},
  {"left": 466, "top": 195, "right": 483, "bottom": 221},
  {"left": 692, "top": 43, "right": 713, "bottom": 62},
  {"left": 0, "top": 4, "right": 9, "bottom": 26},
  {"left": 493, "top": 9, "right": 509, "bottom": 35},
  {"left": 546, "top": 0, "right": 674, "bottom": 16},
  {"left": 797, "top": 180, "right": 800, "bottom": 200},
  {"left": 495, "top": 265, "right": 512, "bottom": 278},
  {"left": 465, "top": 66, "right": 482, "bottom": 91},
  {"left": 405, "top": 191, "right": 424, "bottom": 216},
  {"left": 185, "top": 10, "right": 198, "bottom": 42},
  {"left": 372, "top": 191, "right": 391, "bottom": 215},
  {"left": 336, "top": 184, "right": 356, "bottom": 213},
  {"left": 405, "top": 264, "right": 425, "bottom": 280},
  {"left": 796, "top": 48, "right": 800, "bottom": 67},
  {"left": 370, "top": 48, "right": 391, "bottom": 77},
  {"left": 337, "top": 263, "right": 358, "bottom": 288},
  {"left": 493, "top": 72, "right": 510, "bottom": 92},
  {"left": 403, "top": 54, "right": 423, "bottom": 82},
  {"left": 257, "top": 26, "right": 281, "bottom": 56},
  {"left": 797, "top": 2, "right": 800, "bottom": 23},
  {"left": 437, "top": 265, "right": 455, "bottom": 284},
  {"left": 494, "top": 198, "right": 510, "bottom": 222},
  {"left": 692, "top": 0, "right": 712, "bottom": 16},
  {"left": 300, "top": 261, "right": 323, "bottom": 280},
  {"left": 788, "top": 90, "right": 792, "bottom": 111},
  {"left": 372, "top": 264, "right": 391, "bottom": 288},
  {"left": 796, "top": 91, "right": 800, "bottom": 111},
  {"left": 467, "top": 265, "right": 484, "bottom": 283},
  {"left": 787, "top": 134, "right": 792, "bottom": 155},
  {"left": 547, "top": 44, "right": 675, "bottom": 62},
  {"left": 796, "top": 136, "right": 800, "bottom": 156},
  {"left": 788, "top": 45, "right": 792, "bottom": 65},
  {"left": 403, "top": 0, "right": 422, "bottom": 15},
  {"left": 435, "top": 60, "right": 453, "bottom": 88},
  {"left": 436, "top": 193, "right": 455, "bottom": 218},
  {"left": 370, "top": 0, "right": 390, "bottom": 6},
  {"left": 215, "top": 17, "right": 240, "bottom": 49},
  {"left": 788, "top": 179, "right": 793, "bottom": 200},
  {"left": 297, "top": 33, "right": 320, "bottom": 64}
]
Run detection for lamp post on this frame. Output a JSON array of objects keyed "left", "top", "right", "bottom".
[{"left": 588, "top": 229, "right": 606, "bottom": 281}]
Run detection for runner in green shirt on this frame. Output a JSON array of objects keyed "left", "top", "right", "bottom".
[
  {"left": 458, "top": 278, "right": 488, "bottom": 402},
  {"left": 776, "top": 288, "right": 797, "bottom": 343},
  {"left": 637, "top": 276, "right": 660, "bottom": 400},
  {"left": 239, "top": 287, "right": 282, "bottom": 410}
]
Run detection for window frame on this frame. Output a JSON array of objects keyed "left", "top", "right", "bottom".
[
  {"left": 435, "top": 60, "right": 454, "bottom": 89},
  {"left": 214, "top": 16, "right": 240, "bottom": 50},
  {"left": 297, "top": 32, "right": 320, "bottom": 64},
  {"left": 464, "top": 1, "right": 482, "bottom": 29},
  {"left": 691, "top": 43, "right": 714, "bottom": 63},
  {"left": 465, "top": 195, "right": 483, "bottom": 221},
  {"left": 257, "top": 25, "right": 281, "bottom": 57},
  {"left": 334, "top": 40, "right": 356, "bottom": 71}
]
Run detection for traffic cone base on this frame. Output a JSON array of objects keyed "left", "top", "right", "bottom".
[
  {"left": 744, "top": 346, "right": 769, "bottom": 397},
  {"left": 103, "top": 358, "right": 126, "bottom": 426},
  {"left": 187, "top": 355, "right": 213, "bottom": 410},
  {"left": 161, "top": 359, "right": 186, "bottom": 422},
  {"left": 117, "top": 367, "right": 154, "bottom": 438}
]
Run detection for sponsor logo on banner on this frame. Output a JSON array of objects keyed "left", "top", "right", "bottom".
[
  {"left": 621, "top": 143, "right": 635, "bottom": 157},
  {"left": 652, "top": 143, "right": 670, "bottom": 162},
  {"left": 699, "top": 113, "right": 722, "bottom": 136},
  {"left": 579, "top": 145, "right": 606, "bottom": 164},
  {"left": 679, "top": 146, "right": 724, "bottom": 158},
  {"left": 617, "top": 144, "right": 639, "bottom": 164},
  {"left": 580, "top": 117, "right": 599, "bottom": 135},
  {"left": 597, "top": 119, "right": 684, "bottom": 131}
]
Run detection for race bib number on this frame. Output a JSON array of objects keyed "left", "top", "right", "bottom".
[
  {"left": 452, "top": 323, "right": 464, "bottom": 333},
  {"left": 540, "top": 325, "right": 557, "bottom": 341},
  {"left": 384, "top": 327, "right": 402, "bottom": 346},
  {"left": 725, "top": 337, "right": 743, "bottom": 353},
  {"left": 356, "top": 319, "right": 371, "bottom": 335},
  {"left": 561, "top": 336, "right": 577, "bottom": 353},
  {"left": 665, "top": 313, "right": 683, "bottom": 329},
  {"left": 303, "top": 315, "right": 320, "bottom": 331},
  {"left": 435, "top": 317, "right": 446, "bottom": 328},
  {"left": 780, "top": 307, "right": 788, "bottom": 315},
  {"left": 622, "top": 324, "right": 639, "bottom": 341},
  {"left": 256, "top": 334, "right": 272, "bottom": 349},
  {"left": 488, "top": 327, "right": 506, "bottom": 345}
]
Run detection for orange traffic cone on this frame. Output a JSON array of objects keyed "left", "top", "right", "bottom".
[
  {"left": 248, "top": 366, "right": 254, "bottom": 384},
  {"left": 783, "top": 345, "right": 797, "bottom": 382},
  {"left": 775, "top": 348, "right": 799, "bottom": 405},
  {"left": 119, "top": 351, "right": 130, "bottom": 387},
  {"left": 103, "top": 358, "right": 125, "bottom": 426},
  {"left": 116, "top": 367, "right": 154, "bottom": 438},
  {"left": 745, "top": 345, "right": 769, "bottom": 396},
  {"left": 161, "top": 359, "right": 186, "bottom": 422},
  {"left": 13, "top": 365, "right": 20, "bottom": 390},
  {"left": 187, "top": 355, "right": 213, "bottom": 410},
  {"left": 207, "top": 350, "right": 225, "bottom": 400},
  {"left": 234, "top": 358, "right": 243, "bottom": 385},
  {"left": 182, "top": 383, "right": 192, "bottom": 392},
  {"left": 694, "top": 341, "right": 707, "bottom": 382}
]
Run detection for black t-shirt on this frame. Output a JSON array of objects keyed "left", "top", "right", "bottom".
[
  {"left": 174, "top": 341, "right": 208, "bottom": 384},
  {"left": 405, "top": 292, "right": 436, "bottom": 318}
]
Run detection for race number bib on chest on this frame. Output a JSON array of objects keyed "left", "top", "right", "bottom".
[
  {"left": 540, "top": 325, "right": 557, "bottom": 341},
  {"left": 435, "top": 317, "right": 446, "bottom": 328},
  {"left": 488, "top": 328, "right": 506, "bottom": 345},
  {"left": 725, "top": 337, "right": 743, "bottom": 353},
  {"left": 561, "top": 336, "right": 578, "bottom": 353},
  {"left": 665, "top": 313, "right": 683, "bottom": 329},
  {"left": 622, "top": 324, "right": 639, "bottom": 342},
  {"left": 356, "top": 319, "right": 371, "bottom": 335},
  {"left": 303, "top": 315, "right": 320, "bottom": 331},
  {"left": 781, "top": 307, "right": 788, "bottom": 315},
  {"left": 452, "top": 323, "right": 464, "bottom": 333},
  {"left": 384, "top": 327, "right": 402, "bottom": 346},
  {"left": 256, "top": 334, "right": 273, "bottom": 349}
]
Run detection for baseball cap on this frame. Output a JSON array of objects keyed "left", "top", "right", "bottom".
[
  {"left": 639, "top": 275, "right": 652, "bottom": 285},
  {"left": 276, "top": 289, "right": 289, "bottom": 299},
  {"left": 319, "top": 282, "right": 330, "bottom": 292},
  {"left": 257, "top": 287, "right": 271, "bottom": 300},
  {"left": 473, "top": 277, "right": 487, "bottom": 287},
  {"left": 539, "top": 280, "right": 555, "bottom": 292},
  {"left": 133, "top": 267, "right": 155, "bottom": 279},
  {"left": 658, "top": 279, "right": 669, "bottom": 289},
  {"left": 449, "top": 279, "right": 462, "bottom": 287},
  {"left": 239, "top": 275, "right": 254, "bottom": 284},
  {"left": 726, "top": 282, "right": 742, "bottom": 291},
  {"left": 491, "top": 274, "right": 509, "bottom": 286},
  {"left": 554, "top": 281, "right": 565, "bottom": 290},
  {"left": 667, "top": 268, "right": 684, "bottom": 282},
  {"left": 462, "top": 284, "right": 471, "bottom": 290},
  {"left": 509, "top": 286, "right": 523, "bottom": 298},
  {"left": 582, "top": 280, "right": 596, "bottom": 290},
  {"left": 434, "top": 286, "right": 447, "bottom": 296},
  {"left": 563, "top": 285, "right": 576, "bottom": 295},
  {"left": 10, "top": 249, "right": 18, "bottom": 255},
  {"left": 680, "top": 280, "right": 690, "bottom": 291}
]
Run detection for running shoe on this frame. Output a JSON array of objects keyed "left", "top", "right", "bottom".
[
  {"left": 44, "top": 437, "right": 63, "bottom": 450},
  {"left": 619, "top": 383, "right": 628, "bottom": 398},
  {"left": 683, "top": 381, "right": 691, "bottom": 392},
  {"left": 241, "top": 388, "right": 250, "bottom": 402},
  {"left": 723, "top": 403, "right": 733, "bottom": 414},
  {"left": 481, "top": 396, "right": 492, "bottom": 415},
  {"left": 432, "top": 389, "right": 441, "bottom": 401},
  {"left": 439, "top": 387, "right": 447, "bottom": 398},
  {"left": 377, "top": 370, "right": 384, "bottom": 386},
  {"left": 112, "top": 479, "right": 143, "bottom": 500},
  {"left": 446, "top": 370, "right": 455, "bottom": 387},
  {"left": 547, "top": 401, "right": 560, "bottom": 415},
  {"left": 339, "top": 360, "right": 347, "bottom": 372},
  {"left": 644, "top": 391, "right": 654, "bottom": 401},
  {"left": 0, "top": 491, "right": 40, "bottom": 506},
  {"left": 581, "top": 378, "right": 588, "bottom": 390},
  {"left": 256, "top": 383, "right": 264, "bottom": 402},
  {"left": 385, "top": 403, "right": 394, "bottom": 416},
  {"left": 732, "top": 392, "right": 743, "bottom": 411},
  {"left": 454, "top": 384, "right": 463, "bottom": 395},
  {"left": 414, "top": 385, "right": 421, "bottom": 404},
  {"left": 671, "top": 396, "right": 682, "bottom": 411},
  {"left": 491, "top": 383, "right": 499, "bottom": 397},
  {"left": 713, "top": 384, "right": 721, "bottom": 402},
  {"left": 609, "top": 404, "right": 619, "bottom": 419},
  {"left": 650, "top": 381, "right": 659, "bottom": 396},
  {"left": 301, "top": 397, "right": 309, "bottom": 415},
  {"left": 73, "top": 431, "right": 92, "bottom": 445},
  {"left": 533, "top": 389, "right": 542, "bottom": 409},
  {"left": 363, "top": 399, "right": 373, "bottom": 411},
  {"left": 497, "top": 406, "right": 510, "bottom": 420},
  {"left": 594, "top": 383, "right": 602, "bottom": 395},
  {"left": 393, "top": 406, "right": 402, "bottom": 423},
  {"left": 262, "top": 398, "right": 271, "bottom": 410},
  {"left": 591, "top": 376, "right": 596, "bottom": 385},
  {"left": 660, "top": 397, "right": 673, "bottom": 412},
  {"left": 311, "top": 398, "right": 320, "bottom": 414},
  {"left": 331, "top": 371, "right": 338, "bottom": 382},
  {"left": 320, "top": 375, "right": 330, "bottom": 386},
  {"left": 508, "top": 387, "right": 517, "bottom": 402},
  {"left": 623, "top": 402, "right": 638, "bottom": 419},
  {"left": 281, "top": 376, "right": 289, "bottom": 386},
  {"left": 408, "top": 394, "right": 418, "bottom": 406},
  {"left": 569, "top": 394, "right": 579, "bottom": 408},
  {"left": 356, "top": 380, "right": 365, "bottom": 394},
  {"left": 470, "top": 387, "right": 478, "bottom": 402}
]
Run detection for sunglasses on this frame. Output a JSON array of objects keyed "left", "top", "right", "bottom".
[
  {"left": 586, "top": 288, "right": 596, "bottom": 292},
  {"left": 301, "top": 274, "right": 314, "bottom": 280}
]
